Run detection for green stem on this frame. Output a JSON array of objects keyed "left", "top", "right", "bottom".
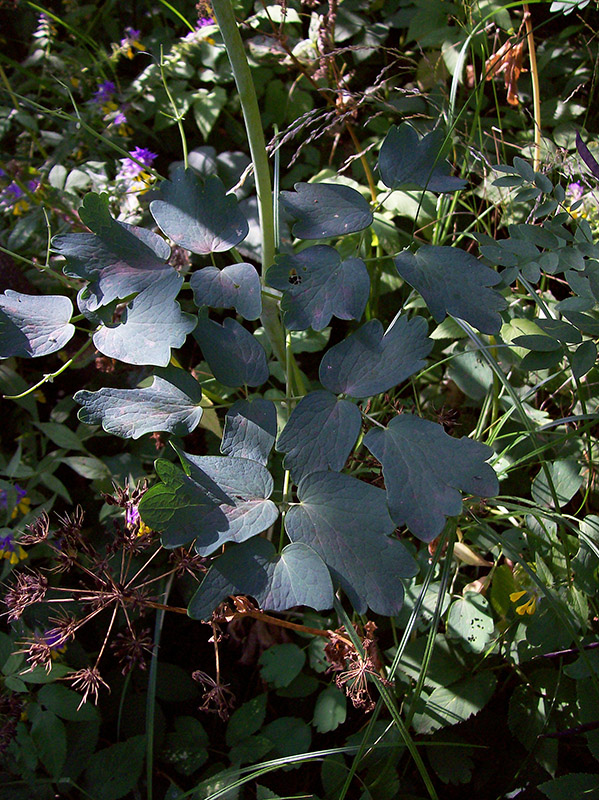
[{"left": 3, "top": 338, "right": 92, "bottom": 400}]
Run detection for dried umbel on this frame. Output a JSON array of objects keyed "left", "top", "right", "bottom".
[
  {"left": 4, "top": 570, "right": 48, "bottom": 621},
  {"left": 110, "top": 627, "right": 154, "bottom": 675},
  {"left": 67, "top": 667, "right": 110, "bottom": 709},
  {"left": 192, "top": 669, "right": 236, "bottom": 721}
]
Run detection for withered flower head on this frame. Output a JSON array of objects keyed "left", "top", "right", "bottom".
[
  {"left": 192, "top": 670, "right": 236, "bottom": 721},
  {"left": 4, "top": 570, "right": 48, "bottom": 621},
  {"left": 169, "top": 547, "right": 207, "bottom": 579},
  {"left": 110, "top": 627, "right": 153, "bottom": 675},
  {"left": 56, "top": 506, "right": 84, "bottom": 542},
  {"left": 67, "top": 667, "right": 110, "bottom": 709},
  {"left": 20, "top": 511, "right": 51, "bottom": 545}
]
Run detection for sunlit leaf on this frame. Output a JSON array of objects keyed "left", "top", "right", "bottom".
[
  {"left": 221, "top": 398, "right": 277, "bottom": 464},
  {"left": 190, "top": 263, "right": 262, "bottom": 320},
  {"left": 0, "top": 291, "right": 74, "bottom": 358},
  {"left": 280, "top": 182, "right": 373, "bottom": 239}
]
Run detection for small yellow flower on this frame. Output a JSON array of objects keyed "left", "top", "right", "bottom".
[
  {"left": 0, "top": 534, "right": 28, "bottom": 565},
  {"left": 510, "top": 589, "right": 537, "bottom": 615}
]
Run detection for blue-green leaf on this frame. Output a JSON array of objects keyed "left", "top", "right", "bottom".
[
  {"left": 266, "top": 245, "right": 369, "bottom": 331},
  {"left": 190, "top": 263, "right": 262, "bottom": 320},
  {"left": 93, "top": 274, "right": 196, "bottom": 366},
  {"left": 187, "top": 537, "right": 334, "bottom": 618},
  {"left": 75, "top": 365, "right": 203, "bottom": 439},
  {"left": 221, "top": 398, "right": 277, "bottom": 464},
  {"left": 52, "top": 192, "right": 173, "bottom": 310},
  {"left": 285, "top": 471, "right": 418, "bottom": 615},
  {"left": 193, "top": 314, "right": 269, "bottom": 387},
  {"left": 394, "top": 246, "right": 507, "bottom": 334},
  {"left": 276, "top": 391, "right": 361, "bottom": 483},
  {"left": 364, "top": 414, "right": 498, "bottom": 541},
  {"left": 379, "top": 124, "right": 467, "bottom": 192},
  {"left": 0, "top": 291, "right": 74, "bottom": 358},
  {"left": 319, "top": 315, "right": 431, "bottom": 398},
  {"left": 83, "top": 735, "right": 146, "bottom": 800},
  {"left": 280, "top": 182, "right": 373, "bottom": 239},
  {"left": 150, "top": 167, "right": 249, "bottom": 254}
]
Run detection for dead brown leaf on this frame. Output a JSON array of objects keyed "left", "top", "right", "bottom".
[{"left": 485, "top": 38, "right": 527, "bottom": 106}]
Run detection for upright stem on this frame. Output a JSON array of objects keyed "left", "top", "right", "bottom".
[
  {"left": 523, "top": 5, "right": 541, "bottom": 171},
  {"left": 212, "top": 0, "right": 285, "bottom": 365}
]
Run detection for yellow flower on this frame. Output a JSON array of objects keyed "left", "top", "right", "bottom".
[
  {"left": 509, "top": 589, "right": 537, "bottom": 615},
  {"left": 0, "top": 534, "right": 28, "bottom": 565}
]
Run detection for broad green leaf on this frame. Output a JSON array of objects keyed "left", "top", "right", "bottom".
[
  {"left": 280, "top": 182, "right": 373, "bottom": 239},
  {"left": 83, "top": 735, "right": 145, "bottom": 800},
  {"left": 75, "top": 365, "right": 203, "bottom": 439},
  {"left": 571, "top": 339, "right": 597, "bottom": 378},
  {"left": 531, "top": 459, "right": 583, "bottom": 509},
  {"left": 285, "top": 471, "right": 418, "bottom": 615},
  {"left": 394, "top": 246, "right": 507, "bottom": 334},
  {"left": 319, "top": 314, "right": 431, "bottom": 398},
  {"left": 0, "top": 291, "right": 74, "bottom": 358},
  {"left": 34, "top": 421, "right": 86, "bottom": 451},
  {"left": 62, "top": 721, "right": 100, "bottom": 781},
  {"left": 261, "top": 717, "right": 311, "bottom": 760},
  {"left": 30, "top": 709, "right": 67, "bottom": 778},
  {"left": 38, "top": 684, "right": 98, "bottom": 722},
  {"left": 193, "top": 314, "right": 269, "bottom": 387},
  {"left": 150, "top": 167, "right": 249, "bottom": 254},
  {"left": 393, "top": 633, "right": 465, "bottom": 689},
  {"left": 52, "top": 192, "right": 173, "bottom": 310},
  {"left": 179, "top": 452, "right": 279, "bottom": 555},
  {"left": 539, "top": 774, "right": 599, "bottom": 800},
  {"left": 93, "top": 274, "right": 196, "bottom": 367},
  {"left": 446, "top": 348, "right": 493, "bottom": 400},
  {"left": 426, "top": 733, "right": 475, "bottom": 785},
  {"left": 259, "top": 643, "right": 306, "bottom": 688},
  {"left": 162, "top": 716, "right": 208, "bottom": 776},
  {"left": 312, "top": 685, "right": 346, "bottom": 733},
  {"left": 221, "top": 398, "right": 277, "bottom": 465},
  {"left": 193, "top": 86, "right": 227, "bottom": 139},
  {"left": 188, "top": 538, "right": 333, "bottom": 618},
  {"left": 266, "top": 245, "right": 369, "bottom": 331},
  {"left": 379, "top": 123, "right": 466, "bottom": 192},
  {"left": 276, "top": 391, "right": 361, "bottom": 483},
  {"left": 226, "top": 694, "right": 268, "bottom": 746},
  {"left": 446, "top": 592, "right": 494, "bottom": 653},
  {"left": 412, "top": 672, "right": 497, "bottom": 734},
  {"left": 190, "top": 263, "right": 262, "bottom": 320},
  {"left": 364, "top": 415, "right": 498, "bottom": 541}
]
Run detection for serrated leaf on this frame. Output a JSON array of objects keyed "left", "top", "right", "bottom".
[
  {"left": 75, "top": 365, "right": 203, "bottom": 439},
  {"left": 30, "top": 709, "right": 67, "bottom": 778},
  {"left": 0, "top": 291, "right": 74, "bottom": 358},
  {"left": 266, "top": 245, "right": 369, "bottom": 331},
  {"left": 379, "top": 124, "right": 466, "bottom": 192},
  {"left": 319, "top": 314, "right": 431, "bottom": 398},
  {"left": 312, "top": 686, "right": 346, "bottom": 733},
  {"left": 83, "top": 735, "right": 145, "bottom": 800},
  {"left": 38, "top": 684, "right": 98, "bottom": 722},
  {"left": 177, "top": 452, "right": 279, "bottom": 555},
  {"left": 276, "top": 391, "right": 361, "bottom": 483},
  {"left": 52, "top": 192, "right": 173, "bottom": 310},
  {"left": 226, "top": 694, "right": 268, "bottom": 746},
  {"left": 162, "top": 716, "right": 208, "bottom": 776},
  {"left": 394, "top": 246, "right": 507, "bottom": 334},
  {"left": 93, "top": 274, "right": 196, "bottom": 366},
  {"left": 221, "top": 398, "right": 277, "bottom": 464},
  {"left": 187, "top": 537, "right": 334, "bottom": 618},
  {"left": 539, "top": 773, "right": 599, "bottom": 800},
  {"left": 193, "top": 314, "right": 269, "bottom": 387},
  {"left": 190, "top": 263, "right": 262, "bottom": 320},
  {"left": 412, "top": 672, "right": 497, "bottom": 734},
  {"left": 261, "top": 717, "right": 311, "bottom": 760},
  {"left": 446, "top": 592, "right": 494, "bottom": 653},
  {"left": 280, "top": 182, "right": 373, "bottom": 239},
  {"left": 260, "top": 643, "right": 306, "bottom": 688},
  {"left": 364, "top": 415, "right": 498, "bottom": 541},
  {"left": 284, "top": 471, "right": 418, "bottom": 615},
  {"left": 150, "top": 167, "right": 248, "bottom": 254}
]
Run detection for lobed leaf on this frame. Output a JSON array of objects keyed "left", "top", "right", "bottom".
[
  {"left": 75, "top": 365, "right": 203, "bottom": 439},
  {"left": 284, "top": 471, "right": 418, "bottom": 615},
  {"left": 193, "top": 314, "right": 269, "bottom": 387},
  {"left": 394, "top": 245, "right": 507, "bottom": 334},
  {"left": 319, "top": 314, "right": 432, "bottom": 398},
  {"left": 280, "top": 182, "right": 373, "bottom": 239},
  {"left": 190, "top": 262, "right": 262, "bottom": 320},
  {"left": 150, "top": 167, "right": 249, "bottom": 254},
  {"left": 379, "top": 124, "right": 467, "bottom": 192},
  {"left": 266, "top": 245, "right": 369, "bottom": 331},
  {"left": 221, "top": 398, "right": 277, "bottom": 464},
  {"left": 364, "top": 414, "right": 498, "bottom": 541},
  {"left": 0, "top": 291, "right": 74, "bottom": 358},
  {"left": 276, "top": 390, "right": 361, "bottom": 483}
]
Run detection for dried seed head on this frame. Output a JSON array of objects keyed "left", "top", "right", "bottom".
[
  {"left": 192, "top": 670, "right": 236, "bottom": 721},
  {"left": 67, "top": 667, "right": 110, "bottom": 708},
  {"left": 110, "top": 627, "right": 153, "bottom": 675},
  {"left": 4, "top": 570, "right": 48, "bottom": 622},
  {"left": 20, "top": 511, "right": 51, "bottom": 545}
]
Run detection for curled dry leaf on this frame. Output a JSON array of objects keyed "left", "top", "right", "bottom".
[{"left": 485, "top": 38, "right": 527, "bottom": 107}]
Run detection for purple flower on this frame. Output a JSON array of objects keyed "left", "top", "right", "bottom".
[
  {"left": 567, "top": 181, "right": 585, "bottom": 203},
  {"left": 117, "top": 146, "right": 158, "bottom": 180},
  {"left": 0, "top": 484, "right": 27, "bottom": 508},
  {"left": 125, "top": 506, "right": 140, "bottom": 528},
  {"left": 0, "top": 532, "right": 27, "bottom": 565},
  {"left": 121, "top": 27, "right": 141, "bottom": 46},
  {"left": 197, "top": 16, "right": 213, "bottom": 27},
  {"left": 114, "top": 110, "right": 127, "bottom": 126},
  {"left": 93, "top": 80, "right": 116, "bottom": 104}
]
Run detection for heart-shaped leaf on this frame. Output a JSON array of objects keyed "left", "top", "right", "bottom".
[
  {"left": 221, "top": 398, "right": 277, "bottom": 464},
  {"left": 0, "top": 291, "right": 75, "bottom": 358},
  {"left": 74, "top": 365, "right": 203, "bottom": 439},
  {"left": 52, "top": 192, "right": 174, "bottom": 311},
  {"left": 167, "top": 451, "right": 279, "bottom": 555},
  {"left": 284, "top": 471, "right": 418, "bottom": 615},
  {"left": 379, "top": 124, "right": 467, "bottom": 192},
  {"left": 188, "top": 538, "right": 334, "bottom": 619},
  {"left": 190, "top": 263, "right": 262, "bottom": 320},
  {"left": 280, "top": 182, "right": 373, "bottom": 239},
  {"left": 276, "top": 391, "right": 361, "bottom": 483},
  {"left": 150, "top": 167, "right": 249, "bottom": 254},
  {"left": 364, "top": 414, "right": 499, "bottom": 541},
  {"left": 193, "top": 314, "right": 269, "bottom": 387},
  {"left": 319, "top": 314, "right": 432, "bottom": 398},
  {"left": 93, "top": 273, "right": 196, "bottom": 366},
  {"left": 394, "top": 246, "right": 507, "bottom": 334},
  {"left": 266, "top": 245, "right": 369, "bottom": 331}
]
